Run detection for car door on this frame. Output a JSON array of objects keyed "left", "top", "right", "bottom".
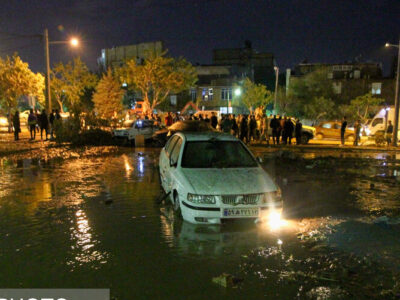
[
  {"left": 167, "top": 136, "right": 183, "bottom": 193},
  {"left": 159, "top": 135, "right": 179, "bottom": 190}
]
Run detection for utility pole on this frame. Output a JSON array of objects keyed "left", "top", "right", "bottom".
[
  {"left": 44, "top": 28, "right": 51, "bottom": 112},
  {"left": 274, "top": 66, "right": 279, "bottom": 114},
  {"left": 392, "top": 36, "right": 400, "bottom": 146}
]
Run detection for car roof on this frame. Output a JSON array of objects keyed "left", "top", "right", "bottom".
[
  {"left": 168, "top": 120, "right": 216, "bottom": 131},
  {"left": 176, "top": 131, "right": 239, "bottom": 142}
]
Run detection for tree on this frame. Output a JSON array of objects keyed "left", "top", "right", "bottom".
[
  {"left": 92, "top": 69, "right": 124, "bottom": 118},
  {"left": 51, "top": 57, "right": 97, "bottom": 112},
  {"left": 287, "top": 68, "right": 335, "bottom": 117},
  {"left": 346, "top": 93, "right": 384, "bottom": 123},
  {"left": 119, "top": 51, "right": 197, "bottom": 113},
  {"left": 241, "top": 78, "right": 273, "bottom": 113},
  {"left": 304, "top": 96, "right": 336, "bottom": 123},
  {"left": 0, "top": 54, "right": 44, "bottom": 130}
]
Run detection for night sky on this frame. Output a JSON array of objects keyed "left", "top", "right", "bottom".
[{"left": 1, "top": 0, "right": 399, "bottom": 75}]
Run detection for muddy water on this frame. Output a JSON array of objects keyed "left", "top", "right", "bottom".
[{"left": 0, "top": 149, "right": 399, "bottom": 299}]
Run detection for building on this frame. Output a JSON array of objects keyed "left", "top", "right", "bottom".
[
  {"left": 97, "top": 41, "right": 163, "bottom": 71},
  {"left": 288, "top": 61, "right": 395, "bottom": 104},
  {"left": 189, "top": 42, "right": 276, "bottom": 114}
]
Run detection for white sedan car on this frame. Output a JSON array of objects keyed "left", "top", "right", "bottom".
[
  {"left": 159, "top": 132, "right": 282, "bottom": 224},
  {"left": 113, "top": 119, "right": 161, "bottom": 142}
]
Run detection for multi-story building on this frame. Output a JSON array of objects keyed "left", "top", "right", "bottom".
[
  {"left": 97, "top": 41, "right": 163, "bottom": 71},
  {"left": 189, "top": 42, "right": 276, "bottom": 114},
  {"left": 289, "top": 62, "right": 396, "bottom": 104}
]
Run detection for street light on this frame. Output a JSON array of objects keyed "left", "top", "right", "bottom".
[
  {"left": 44, "top": 28, "right": 79, "bottom": 112},
  {"left": 274, "top": 66, "right": 279, "bottom": 114},
  {"left": 234, "top": 87, "right": 241, "bottom": 96},
  {"left": 385, "top": 37, "right": 400, "bottom": 146}
]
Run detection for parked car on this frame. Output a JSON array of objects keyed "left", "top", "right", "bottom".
[
  {"left": 159, "top": 132, "right": 283, "bottom": 224},
  {"left": 113, "top": 119, "right": 162, "bottom": 143},
  {"left": 314, "top": 121, "right": 355, "bottom": 141},
  {"left": 153, "top": 120, "right": 216, "bottom": 146}
]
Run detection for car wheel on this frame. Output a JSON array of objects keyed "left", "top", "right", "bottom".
[
  {"left": 347, "top": 134, "right": 355, "bottom": 142},
  {"left": 173, "top": 192, "right": 182, "bottom": 216},
  {"left": 301, "top": 134, "right": 310, "bottom": 144},
  {"left": 316, "top": 133, "right": 324, "bottom": 140}
]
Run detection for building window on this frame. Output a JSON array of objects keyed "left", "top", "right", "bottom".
[
  {"left": 190, "top": 89, "right": 197, "bottom": 101},
  {"left": 221, "top": 88, "right": 232, "bottom": 100},
  {"left": 327, "top": 72, "right": 333, "bottom": 79},
  {"left": 371, "top": 82, "right": 382, "bottom": 95},
  {"left": 354, "top": 70, "right": 360, "bottom": 79},
  {"left": 333, "top": 82, "right": 342, "bottom": 94}
]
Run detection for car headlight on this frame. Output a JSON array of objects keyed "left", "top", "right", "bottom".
[
  {"left": 261, "top": 189, "right": 282, "bottom": 206},
  {"left": 187, "top": 193, "right": 216, "bottom": 204}
]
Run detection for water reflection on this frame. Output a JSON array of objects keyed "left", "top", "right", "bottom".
[
  {"left": 159, "top": 205, "right": 291, "bottom": 258},
  {"left": 68, "top": 209, "right": 108, "bottom": 268}
]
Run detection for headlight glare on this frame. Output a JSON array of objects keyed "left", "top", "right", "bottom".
[
  {"left": 261, "top": 189, "right": 282, "bottom": 206},
  {"left": 187, "top": 193, "right": 216, "bottom": 204}
]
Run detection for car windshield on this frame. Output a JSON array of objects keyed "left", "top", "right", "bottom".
[{"left": 181, "top": 140, "right": 258, "bottom": 168}]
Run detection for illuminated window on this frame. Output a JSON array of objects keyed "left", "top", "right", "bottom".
[
  {"left": 221, "top": 88, "right": 232, "bottom": 100},
  {"left": 333, "top": 82, "right": 342, "bottom": 94},
  {"left": 190, "top": 89, "right": 197, "bottom": 101},
  {"left": 372, "top": 82, "right": 382, "bottom": 95}
]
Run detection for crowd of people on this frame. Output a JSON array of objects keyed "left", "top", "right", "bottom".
[{"left": 12, "top": 108, "right": 62, "bottom": 141}]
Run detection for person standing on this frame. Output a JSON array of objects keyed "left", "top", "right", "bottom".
[
  {"left": 270, "top": 115, "right": 278, "bottom": 144},
  {"left": 232, "top": 115, "right": 239, "bottom": 136},
  {"left": 221, "top": 114, "right": 233, "bottom": 133},
  {"left": 210, "top": 112, "right": 218, "bottom": 129},
  {"left": 240, "top": 115, "right": 248, "bottom": 143},
  {"left": 386, "top": 120, "right": 393, "bottom": 146},
  {"left": 12, "top": 111, "right": 21, "bottom": 141},
  {"left": 259, "top": 114, "right": 269, "bottom": 144},
  {"left": 353, "top": 120, "right": 361, "bottom": 146},
  {"left": 49, "top": 109, "right": 55, "bottom": 139},
  {"left": 165, "top": 112, "right": 173, "bottom": 126},
  {"left": 249, "top": 115, "right": 257, "bottom": 142},
  {"left": 295, "top": 119, "right": 302, "bottom": 145},
  {"left": 340, "top": 117, "right": 347, "bottom": 146},
  {"left": 284, "top": 117, "right": 294, "bottom": 145},
  {"left": 39, "top": 109, "right": 49, "bottom": 140},
  {"left": 28, "top": 109, "right": 37, "bottom": 140}
]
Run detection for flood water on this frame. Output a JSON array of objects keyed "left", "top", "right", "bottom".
[{"left": 0, "top": 148, "right": 400, "bottom": 299}]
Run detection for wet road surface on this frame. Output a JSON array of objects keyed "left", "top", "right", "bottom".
[{"left": 0, "top": 148, "right": 400, "bottom": 299}]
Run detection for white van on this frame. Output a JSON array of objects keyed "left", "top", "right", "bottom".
[{"left": 365, "top": 106, "right": 400, "bottom": 137}]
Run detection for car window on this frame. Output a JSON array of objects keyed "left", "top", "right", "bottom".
[
  {"left": 170, "top": 138, "right": 183, "bottom": 165},
  {"left": 371, "top": 118, "right": 383, "bottom": 127},
  {"left": 181, "top": 141, "right": 258, "bottom": 168},
  {"left": 333, "top": 123, "right": 341, "bottom": 129},
  {"left": 165, "top": 136, "right": 179, "bottom": 156},
  {"left": 322, "top": 123, "right": 332, "bottom": 129}
]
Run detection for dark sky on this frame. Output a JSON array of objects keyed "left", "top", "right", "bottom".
[{"left": 0, "top": 0, "right": 399, "bottom": 75}]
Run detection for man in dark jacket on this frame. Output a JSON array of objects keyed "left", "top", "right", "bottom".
[
  {"left": 295, "top": 119, "right": 302, "bottom": 145},
  {"left": 39, "top": 109, "right": 49, "bottom": 140},
  {"left": 284, "top": 117, "right": 294, "bottom": 144},
  {"left": 13, "top": 111, "right": 21, "bottom": 141},
  {"left": 240, "top": 115, "right": 248, "bottom": 143},
  {"left": 210, "top": 112, "right": 218, "bottom": 129},
  {"left": 270, "top": 115, "right": 279, "bottom": 144},
  {"left": 28, "top": 109, "right": 37, "bottom": 140},
  {"left": 340, "top": 117, "right": 347, "bottom": 146}
]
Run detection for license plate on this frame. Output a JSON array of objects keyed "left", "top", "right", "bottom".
[{"left": 222, "top": 208, "right": 259, "bottom": 218}]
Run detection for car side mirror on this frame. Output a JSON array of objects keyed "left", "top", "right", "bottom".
[{"left": 256, "top": 156, "right": 263, "bottom": 163}]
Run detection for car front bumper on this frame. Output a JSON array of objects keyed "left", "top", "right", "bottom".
[{"left": 180, "top": 200, "right": 282, "bottom": 225}]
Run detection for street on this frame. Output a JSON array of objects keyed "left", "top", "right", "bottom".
[{"left": 0, "top": 145, "right": 399, "bottom": 299}]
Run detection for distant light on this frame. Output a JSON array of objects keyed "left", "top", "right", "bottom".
[
  {"left": 70, "top": 38, "right": 79, "bottom": 47},
  {"left": 277, "top": 239, "right": 283, "bottom": 245},
  {"left": 234, "top": 88, "right": 241, "bottom": 96},
  {"left": 385, "top": 43, "right": 390, "bottom": 47},
  {"left": 122, "top": 82, "right": 127, "bottom": 87}
]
